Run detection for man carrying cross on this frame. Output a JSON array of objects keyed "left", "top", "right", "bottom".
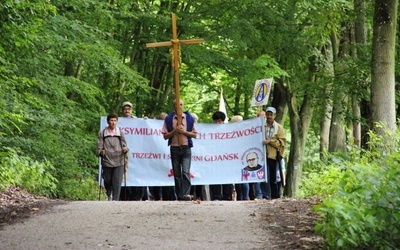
[
  {"left": 162, "top": 99, "right": 197, "bottom": 201},
  {"left": 147, "top": 13, "right": 203, "bottom": 200},
  {"left": 146, "top": 13, "right": 203, "bottom": 144}
]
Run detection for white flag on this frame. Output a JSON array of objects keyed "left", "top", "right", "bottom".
[{"left": 218, "top": 88, "right": 229, "bottom": 123}]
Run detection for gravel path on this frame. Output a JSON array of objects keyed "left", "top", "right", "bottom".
[{"left": 0, "top": 200, "right": 272, "bottom": 250}]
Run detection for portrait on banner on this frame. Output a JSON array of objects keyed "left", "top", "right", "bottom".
[{"left": 240, "top": 148, "right": 266, "bottom": 181}]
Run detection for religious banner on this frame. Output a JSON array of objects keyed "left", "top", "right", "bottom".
[
  {"left": 251, "top": 78, "right": 273, "bottom": 107},
  {"left": 98, "top": 117, "right": 267, "bottom": 186}
]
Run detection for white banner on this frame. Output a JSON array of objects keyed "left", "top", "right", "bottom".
[
  {"left": 99, "top": 117, "right": 267, "bottom": 186},
  {"left": 251, "top": 78, "right": 273, "bottom": 107}
]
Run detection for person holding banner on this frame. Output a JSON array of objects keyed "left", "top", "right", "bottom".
[
  {"left": 252, "top": 111, "right": 270, "bottom": 200},
  {"left": 209, "top": 111, "right": 234, "bottom": 201},
  {"left": 119, "top": 101, "right": 144, "bottom": 201},
  {"left": 261, "top": 107, "right": 286, "bottom": 199},
  {"left": 231, "top": 115, "right": 250, "bottom": 201},
  {"left": 189, "top": 113, "right": 204, "bottom": 200},
  {"left": 162, "top": 99, "right": 197, "bottom": 201},
  {"left": 155, "top": 111, "right": 177, "bottom": 201},
  {"left": 122, "top": 101, "right": 137, "bottom": 118},
  {"left": 97, "top": 113, "right": 129, "bottom": 201}
]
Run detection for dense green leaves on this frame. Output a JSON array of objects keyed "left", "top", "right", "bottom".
[
  {"left": 305, "top": 129, "right": 400, "bottom": 249},
  {"left": 0, "top": 148, "right": 57, "bottom": 196},
  {"left": 0, "top": 2, "right": 399, "bottom": 247}
]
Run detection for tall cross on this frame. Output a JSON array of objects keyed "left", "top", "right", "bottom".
[{"left": 146, "top": 13, "right": 204, "bottom": 145}]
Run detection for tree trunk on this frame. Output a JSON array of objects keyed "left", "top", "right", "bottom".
[
  {"left": 352, "top": 0, "right": 367, "bottom": 148},
  {"left": 328, "top": 95, "right": 347, "bottom": 152},
  {"left": 272, "top": 79, "right": 288, "bottom": 126},
  {"left": 243, "top": 93, "right": 251, "bottom": 119},
  {"left": 329, "top": 23, "right": 351, "bottom": 153},
  {"left": 354, "top": 0, "right": 367, "bottom": 52},
  {"left": 351, "top": 97, "right": 362, "bottom": 147},
  {"left": 320, "top": 103, "right": 332, "bottom": 159},
  {"left": 234, "top": 82, "right": 242, "bottom": 116},
  {"left": 285, "top": 113, "right": 306, "bottom": 197},
  {"left": 284, "top": 79, "right": 314, "bottom": 197},
  {"left": 64, "top": 61, "right": 74, "bottom": 77},
  {"left": 370, "top": 0, "right": 398, "bottom": 134},
  {"left": 319, "top": 42, "right": 334, "bottom": 159},
  {"left": 75, "top": 60, "right": 84, "bottom": 80},
  {"left": 397, "top": 20, "right": 400, "bottom": 121}
]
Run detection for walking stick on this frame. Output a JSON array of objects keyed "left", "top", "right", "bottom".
[
  {"left": 98, "top": 164, "right": 103, "bottom": 201},
  {"left": 276, "top": 150, "right": 284, "bottom": 188},
  {"left": 124, "top": 154, "right": 127, "bottom": 201}
]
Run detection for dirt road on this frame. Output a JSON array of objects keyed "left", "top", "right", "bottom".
[{"left": 1, "top": 200, "right": 275, "bottom": 250}]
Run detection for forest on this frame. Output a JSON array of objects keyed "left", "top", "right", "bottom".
[{"left": 0, "top": 0, "right": 399, "bottom": 248}]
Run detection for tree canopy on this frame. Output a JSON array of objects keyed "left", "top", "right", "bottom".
[
  {"left": 2, "top": 1, "right": 400, "bottom": 247},
  {"left": 0, "top": 0, "right": 398, "bottom": 200}
]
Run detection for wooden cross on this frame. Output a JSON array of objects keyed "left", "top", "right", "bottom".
[{"left": 146, "top": 13, "right": 204, "bottom": 145}]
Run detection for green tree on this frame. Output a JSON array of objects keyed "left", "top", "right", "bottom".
[{"left": 370, "top": 0, "right": 398, "bottom": 135}]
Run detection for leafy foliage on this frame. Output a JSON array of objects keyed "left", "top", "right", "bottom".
[
  {"left": 0, "top": 148, "right": 57, "bottom": 197},
  {"left": 0, "top": 0, "right": 399, "bottom": 205},
  {"left": 0, "top": 0, "right": 115, "bottom": 199},
  {"left": 312, "top": 129, "right": 400, "bottom": 249}
]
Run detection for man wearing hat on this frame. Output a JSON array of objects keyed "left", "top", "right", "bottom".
[
  {"left": 120, "top": 101, "right": 142, "bottom": 201},
  {"left": 262, "top": 107, "right": 286, "bottom": 199},
  {"left": 122, "top": 101, "right": 137, "bottom": 118}
]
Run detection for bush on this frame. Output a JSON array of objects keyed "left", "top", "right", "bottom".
[
  {"left": 0, "top": 148, "right": 57, "bottom": 197},
  {"left": 56, "top": 165, "right": 100, "bottom": 201},
  {"left": 313, "top": 129, "right": 400, "bottom": 249},
  {"left": 298, "top": 159, "right": 342, "bottom": 198}
]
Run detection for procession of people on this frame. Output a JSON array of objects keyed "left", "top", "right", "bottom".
[{"left": 97, "top": 99, "right": 287, "bottom": 202}]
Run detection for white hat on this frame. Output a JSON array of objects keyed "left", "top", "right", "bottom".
[
  {"left": 266, "top": 107, "right": 276, "bottom": 114},
  {"left": 230, "top": 115, "right": 243, "bottom": 123},
  {"left": 122, "top": 101, "right": 133, "bottom": 108}
]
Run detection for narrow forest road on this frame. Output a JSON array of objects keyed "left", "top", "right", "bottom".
[{"left": 0, "top": 197, "right": 323, "bottom": 250}]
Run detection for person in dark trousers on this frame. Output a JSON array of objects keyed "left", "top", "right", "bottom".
[
  {"left": 97, "top": 113, "right": 129, "bottom": 201},
  {"left": 189, "top": 113, "right": 204, "bottom": 200},
  {"left": 119, "top": 101, "right": 144, "bottom": 201},
  {"left": 262, "top": 107, "right": 286, "bottom": 199},
  {"left": 255, "top": 110, "right": 271, "bottom": 200},
  {"left": 209, "top": 111, "right": 234, "bottom": 201},
  {"left": 152, "top": 112, "right": 175, "bottom": 201},
  {"left": 231, "top": 115, "right": 249, "bottom": 201},
  {"left": 162, "top": 99, "right": 197, "bottom": 201}
]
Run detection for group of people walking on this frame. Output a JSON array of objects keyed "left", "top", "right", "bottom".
[{"left": 97, "top": 99, "right": 286, "bottom": 201}]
